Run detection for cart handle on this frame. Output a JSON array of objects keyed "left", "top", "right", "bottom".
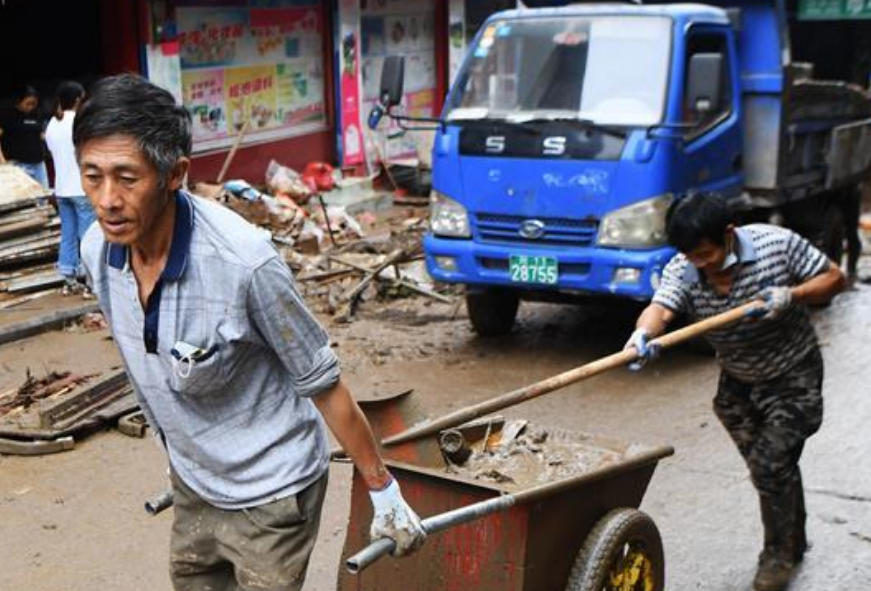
[{"left": 346, "top": 495, "right": 515, "bottom": 574}]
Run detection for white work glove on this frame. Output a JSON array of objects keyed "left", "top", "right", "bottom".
[
  {"left": 369, "top": 478, "right": 427, "bottom": 557},
  {"left": 758, "top": 286, "right": 792, "bottom": 319},
  {"left": 624, "top": 327, "right": 661, "bottom": 371}
]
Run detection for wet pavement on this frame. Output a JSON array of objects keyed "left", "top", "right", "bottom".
[{"left": 1, "top": 267, "right": 870, "bottom": 590}]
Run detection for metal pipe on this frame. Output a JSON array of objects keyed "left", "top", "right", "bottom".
[
  {"left": 346, "top": 495, "right": 516, "bottom": 574},
  {"left": 144, "top": 491, "right": 174, "bottom": 516}
]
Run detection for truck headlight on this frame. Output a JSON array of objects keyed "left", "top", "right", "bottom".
[
  {"left": 597, "top": 195, "right": 673, "bottom": 248},
  {"left": 430, "top": 191, "right": 470, "bottom": 238}
]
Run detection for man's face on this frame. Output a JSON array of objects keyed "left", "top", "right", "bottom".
[
  {"left": 78, "top": 135, "right": 186, "bottom": 247},
  {"left": 685, "top": 238, "right": 728, "bottom": 273}
]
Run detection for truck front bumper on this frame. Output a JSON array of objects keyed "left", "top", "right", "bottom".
[{"left": 424, "top": 235, "right": 675, "bottom": 300}]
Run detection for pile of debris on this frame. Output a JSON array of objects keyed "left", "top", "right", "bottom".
[
  {"left": 193, "top": 159, "right": 451, "bottom": 323},
  {"left": 0, "top": 165, "right": 63, "bottom": 309},
  {"left": 0, "top": 368, "right": 140, "bottom": 455}
]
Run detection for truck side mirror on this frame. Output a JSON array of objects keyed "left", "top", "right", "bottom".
[
  {"left": 368, "top": 56, "right": 406, "bottom": 130},
  {"left": 686, "top": 53, "right": 724, "bottom": 116},
  {"left": 379, "top": 56, "right": 405, "bottom": 109}
]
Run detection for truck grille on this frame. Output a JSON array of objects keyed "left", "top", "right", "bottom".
[{"left": 475, "top": 213, "right": 598, "bottom": 247}]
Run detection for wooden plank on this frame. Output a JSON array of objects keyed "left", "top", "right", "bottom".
[
  {"left": 0, "top": 302, "right": 100, "bottom": 346},
  {"left": 5, "top": 271, "right": 64, "bottom": 294},
  {"left": 39, "top": 371, "right": 129, "bottom": 429},
  {"left": 0, "top": 216, "right": 51, "bottom": 241}
]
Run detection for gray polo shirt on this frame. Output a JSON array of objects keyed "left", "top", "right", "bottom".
[
  {"left": 652, "top": 224, "right": 829, "bottom": 383},
  {"left": 81, "top": 191, "right": 339, "bottom": 509}
]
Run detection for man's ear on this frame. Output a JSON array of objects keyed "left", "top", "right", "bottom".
[{"left": 168, "top": 157, "right": 191, "bottom": 191}]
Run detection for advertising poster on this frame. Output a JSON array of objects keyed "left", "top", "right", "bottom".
[
  {"left": 182, "top": 69, "right": 226, "bottom": 141},
  {"left": 224, "top": 65, "right": 277, "bottom": 133},
  {"left": 338, "top": 0, "right": 364, "bottom": 166},
  {"left": 146, "top": 41, "right": 183, "bottom": 104},
  {"left": 175, "top": 1, "right": 326, "bottom": 152}
]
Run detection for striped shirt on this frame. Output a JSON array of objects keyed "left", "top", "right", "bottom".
[
  {"left": 653, "top": 224, "right": 829, "bottom": 383},
  {"left": 81, "top": 191, "right": 339, "bottom": 509}
]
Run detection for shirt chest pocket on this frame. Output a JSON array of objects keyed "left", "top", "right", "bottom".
[{"left": 167, "top": 340, "right": 225, "bottom": 396}]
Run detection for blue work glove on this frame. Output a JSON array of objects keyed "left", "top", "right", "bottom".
[
  {"left": 624, "top": 328, "right": 661, "bottom": 371},
  {"left": 757, "top": 286, "right": 792, "bottom": 319}
]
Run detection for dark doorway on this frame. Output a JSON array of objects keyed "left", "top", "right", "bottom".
[{"left": 0, "top": 0, "right": 103, "bottom": 112}]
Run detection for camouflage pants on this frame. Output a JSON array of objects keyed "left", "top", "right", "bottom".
[{"left": 713, "top": 349, "right": 823, "bottom": 562}]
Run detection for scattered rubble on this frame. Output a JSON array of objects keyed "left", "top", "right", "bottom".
[{"left": 194, "top": 163, "right": 449, "bottom": 324}]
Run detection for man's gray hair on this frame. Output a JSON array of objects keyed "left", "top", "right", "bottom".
[{"left": 73, "top": 74, "right": 192, "bottom": 189}]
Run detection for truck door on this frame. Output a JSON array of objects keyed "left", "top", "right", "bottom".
[{"left": 680, "top": 28, "right": 743, "bottom": 197}]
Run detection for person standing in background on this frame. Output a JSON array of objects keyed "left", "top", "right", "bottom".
[
  {"left": 0, "top": 85, "right": 48, "bottom": 187},
  {"left": 45, "top": 81, "right": 96, "bottom": 296}
]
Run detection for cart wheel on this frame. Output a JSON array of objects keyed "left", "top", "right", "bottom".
[{"left": 565, "top": 508, "right": 664, "bottom": 591}]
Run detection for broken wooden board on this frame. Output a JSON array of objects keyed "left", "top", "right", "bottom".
[{"left": 0, "top": 164, "right": 50, "bottom": 206}]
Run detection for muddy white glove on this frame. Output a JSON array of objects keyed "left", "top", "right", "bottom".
[
  {"left": 758, "top": 286, "right": 792, "bottom": 319},
  {"left": 624, "top": 327, "right": 661, "bottom": 371},
  {"left": 369, "top": 478, "right": 426, "bottom": 557}
]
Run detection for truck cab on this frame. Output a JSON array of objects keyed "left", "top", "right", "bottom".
[
  {"left": 421, "top": 3, "right": 742, "bottom": 333},
  {"left": 372, "top": 0, "right": 868, "bottom": 335}
]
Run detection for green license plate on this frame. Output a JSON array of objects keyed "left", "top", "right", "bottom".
[{"left": 509, "top": 255, "right": 558, "bottom": 285}]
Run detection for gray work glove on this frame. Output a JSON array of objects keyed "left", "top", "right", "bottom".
[
  {"left": 758, "top": 286, "right": 792, "bottom": 319},
  {"left": 624, "top": 327, "right": 661, "bottom": 371},
  {"left": 369, "top": 478, "right": 427, "bottom": 556}
]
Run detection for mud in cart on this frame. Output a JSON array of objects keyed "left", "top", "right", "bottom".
[{"left": 338, "top": 413, "right": 673, "bottom": 591}]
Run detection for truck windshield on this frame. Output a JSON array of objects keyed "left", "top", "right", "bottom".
[{"left": 447, "top": 16, "right": 672, "bottom": 127}]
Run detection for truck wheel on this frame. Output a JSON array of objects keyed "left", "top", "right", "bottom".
[
  {"left": 565, "top": 508, "right": 664, "bottom": 591},
  {"left": 465, "top": 289, "right": 519, "bottom": 336}
]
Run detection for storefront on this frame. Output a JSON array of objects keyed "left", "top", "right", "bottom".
[
  {"left": 0, "top": 0, "right": 140, "bottom": 116},
  {"left": 145, "top": 0, "right": 336, "bottom": 181}
]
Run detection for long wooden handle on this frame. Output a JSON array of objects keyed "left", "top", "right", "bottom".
[
  {"left": 216, "top": 118, "right": 250, "bottom": 184},
  {"left": 382, "top": 301, "right": 761, "bottom": 446}
]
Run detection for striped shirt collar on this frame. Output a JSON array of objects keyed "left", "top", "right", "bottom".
[
  {"left": 682, "top": 226, "right": 758, "bottom": 284},
  {"left": 106, "top": 191, "right": 194, "bottom": 281}
]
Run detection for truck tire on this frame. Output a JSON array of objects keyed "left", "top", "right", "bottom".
[
  {"left": 565, "top": 508, "right": 664, "bottom": 591},
  {"left": 465, "top": 289, "right": 519, "bottom": 336}
]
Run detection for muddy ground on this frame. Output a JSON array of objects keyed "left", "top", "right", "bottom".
[{"left": 1, "top": 262, "right": 870, "bottom": 590}]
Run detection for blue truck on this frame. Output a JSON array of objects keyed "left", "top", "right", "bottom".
[{"left": 371, "top": 0, "right": 871, "bottom": 335}]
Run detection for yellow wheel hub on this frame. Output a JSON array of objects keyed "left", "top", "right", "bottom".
[{"left": 607, "top": 546, "right": 655, "bottom": 591}]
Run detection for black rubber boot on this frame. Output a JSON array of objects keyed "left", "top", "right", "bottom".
[
  {"left": 755, "top": 491, "right": 800, "bottom": 591},
  {"left": 753, "top": 554, "right": 795, "bottom": 591}
]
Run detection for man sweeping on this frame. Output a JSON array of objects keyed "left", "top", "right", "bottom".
[{"left": 626, "top": 193, "right": 845, "bottom": 591}]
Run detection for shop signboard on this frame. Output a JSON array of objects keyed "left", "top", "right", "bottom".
[{"left": 175, "top": 0, "right": 327, "bottom": 152}]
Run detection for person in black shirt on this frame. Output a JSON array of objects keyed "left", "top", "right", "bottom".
[{"left": 0, "top": 85, "right": 48, "bottom": 187}]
